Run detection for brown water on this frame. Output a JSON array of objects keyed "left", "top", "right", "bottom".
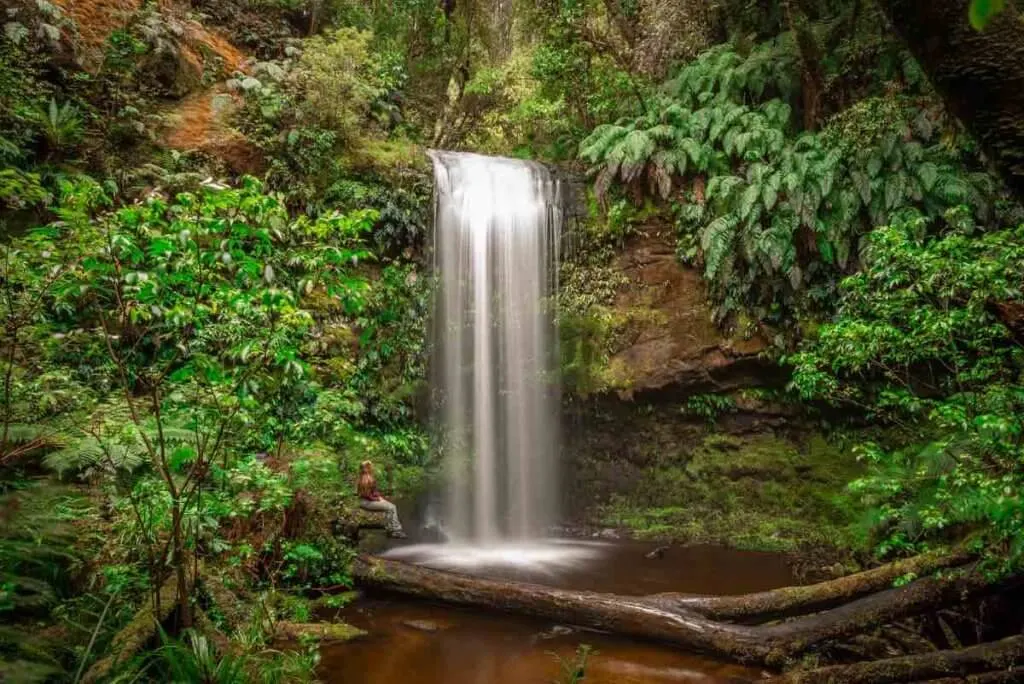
[{"left": 319, "top": 541, "right": 792, "bottom": 684}]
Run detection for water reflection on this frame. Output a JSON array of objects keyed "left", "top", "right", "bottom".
[{"left": 319, "top": 599, "right": 763, "bottom": 684}]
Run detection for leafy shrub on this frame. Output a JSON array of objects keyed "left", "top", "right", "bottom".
[
  {"left": 295, "top": 28, "right": 383, "bottom": 146},
  {"left": 789, "top": 213, "right": 1024, "bottom": 570}
]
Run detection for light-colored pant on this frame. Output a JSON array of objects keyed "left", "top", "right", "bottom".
[{"left": 359, "top": 499, "right": 404, "bottom": 534}]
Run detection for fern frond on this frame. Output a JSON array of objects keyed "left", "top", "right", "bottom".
[
  {"left": 0, "top": 423, "right": 61, "bottom": 446},
  {"left": 702, "top": 217, "right": 738, "bottom": 282},
  {"left": 619, "top": 130, "right": 655, "bottom": 182}
]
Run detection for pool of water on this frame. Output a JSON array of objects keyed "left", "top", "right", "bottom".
[{"left": 318, "top": 540, "right": 792, "bottom": 684}]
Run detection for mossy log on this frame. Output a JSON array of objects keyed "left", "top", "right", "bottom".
[
  {"left": 273, "top": 621, "right": 367, "bottom": 642},
  {"left": 352, "top": 554, "right": 996, "bottom": 667},
  {"left": 771, "top": 634, "right": 1024, "bottom": 683},
  {"left": 194, "top": 608, "right": 234, "bottom": 655},
  {"left": 927, "top": 669, "right": 1024, "bottom": 684},
  {"left": 645, "top": 549, "right": 973, "bottom": 622},
  {"left": 81, "top": 568, "right": 194, "bottom": 684},
  {"left": 198, "top": 563, "right": 250, "bottom": 630}
]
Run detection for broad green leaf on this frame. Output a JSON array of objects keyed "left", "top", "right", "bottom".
[
  {"left": 969, "top": 0, "right": 1005, "bottom": 30},
  {"left": 917, "top": 162, "right": 939, "bottom": 192}
]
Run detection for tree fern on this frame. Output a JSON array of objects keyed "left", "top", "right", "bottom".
[
  {"left": 42, "top": 401, "right": 197, "bottom": 477},
  {"left": 619, "top": 129, "right": 655, "bottom": 182},
  {"left": 701, "top": 217, "right": 737, "bottom": 282}
]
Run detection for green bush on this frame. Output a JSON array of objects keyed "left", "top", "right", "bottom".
[
  {"left": 296, "top": 28, "right": 383, "bottom": 146},
  {"left": 789, "top": 214, "right": 1024, "bottom": 571}
]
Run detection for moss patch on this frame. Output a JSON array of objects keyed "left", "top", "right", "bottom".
[{"left": 597, "top": 432, "right": 865, "bottom": 552}]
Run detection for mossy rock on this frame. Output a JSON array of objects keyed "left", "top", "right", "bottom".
[
  {"left": 593, "top": 430, "right": 866, "bottom": 553},
  {"left": 331, "top": 504, "right": 388, "bottom": 541}
]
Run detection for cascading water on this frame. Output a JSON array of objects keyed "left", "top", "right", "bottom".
[
  {"left": 385, "top": 151, "right": 602, "bottom": 572},
  {"left": 430, "top": 150, "right": 563, "bottom": 543}
]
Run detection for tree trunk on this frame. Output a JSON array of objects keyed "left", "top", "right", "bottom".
[
  {"left": 927, "top": 669, "right": 1024, "bottom": 684},
  {"left": 352, "top": 554, "right": 995, "bottom": 666},
  {"left": 877, "top": 0, "right": 1024, "bottom": 198},
  {"left": 170, "top": 503, "right": 192, "bottom": 629},
  {"left": 785, "top": 0, "right": 825, "bottom": 130},
  {"left": 646, "top": 549, "right": 972, "bottom": 622},
  {"left": 770, "top": 634, "right": 1024, "bottom": 683}
]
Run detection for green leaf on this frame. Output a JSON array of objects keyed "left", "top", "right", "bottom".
[
  {"left": 851, "top": 170, "right": 872, "bottom": 206},
  {"left": 788, "top": 263, "right": 802, "bottom": 290},
  {"left": 818, "top": 237, "right": 834, "bottom": 265},
  {"left": 969, "top": 0, "right": 1005, "bottom": 30},
  {"left": 762, "top": 174, "right": 779, "bottom": 211},
  {"left": 170, "top": 446, "right": 197, "bottom": 471},
  {"left": 867, "top": 154, "right": 883, "bottom": 179},
  {"left": 620, "top": 130, "right": 655, "bottom": 181},
  {"left": 701, "top": 217, "right": 736, "bottom": 281},
  {"left": 885, "top": 174, "right": 904, "bottom": 211},
  {"left": 679, "top": 138, "right": 703, "bottom": 168},
  {"left": 917, "top": 162, "right": 939, "bottom": 192},
  {"left": 170, "top": 366, "right": 195, "bottom": 382},
  {"left": 740, "top": 184, "right": 760, "bottom": 220}
]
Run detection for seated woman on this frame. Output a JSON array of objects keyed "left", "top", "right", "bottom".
[{"left": 356, "top": 460, "right": 406, "bottom": 539}]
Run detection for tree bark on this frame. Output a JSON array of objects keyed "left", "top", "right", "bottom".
[
  {"left": 645, "top": 549, "right": 972, "bottom": 622},
  {"left": 352, "top": 554, "right": 995, "bottom": 666},
  {"left": 877, "top": 0, "right": 1024, "bottom": 199},
  {"left": 927, "top": 669, "right": 1024, "bottom": 684},
  {"left": 769, "top": 634, "right": 1024, "bottom": 683}
]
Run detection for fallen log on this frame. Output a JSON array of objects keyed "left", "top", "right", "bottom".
[
  {"left": 273, "top": 621, "right": 367, "bottom": 642},
  {"left": 351, "top": 554, "right": 996, "bottom": 666},
  {"left": 198, "top": 563, "right": 251, "bottom": 631},
  {"left": 353, "top": 554, "right": 774, "bottom": 662},
  {"left": 82, "top": 567, "right": 195, "bottom": 684},
  {"left": 926, "top": 669, "right": 1024, "bottom": 684},
  {"left": 770, "top": 634, "right": 1024, "bottom": 683},
  {"left": 748, "top": 567, "right": 996, "bottom": 660},
  {"left": 193, "top": 608, "right": 234, "bottom": 656},
  {"left": 644, "top": 549, "right": 973, "bottom": 622}
]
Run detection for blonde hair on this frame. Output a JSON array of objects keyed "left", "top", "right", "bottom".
[{"left": 356, "top": 460, "right": 376, "bottom": 498}]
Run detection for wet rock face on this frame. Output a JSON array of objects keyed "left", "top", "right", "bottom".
[{"left": 600, "top": 225, "right": 781, "bottom": 401}]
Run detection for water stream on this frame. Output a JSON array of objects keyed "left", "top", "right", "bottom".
[{"left": 429, "top": 150, "right": 564, "bottom": 544}]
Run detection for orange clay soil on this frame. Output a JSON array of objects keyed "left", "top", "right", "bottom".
[
  {"left": 54, "top": 0, "right": 247, "bottom": 75},
  {"left": 52, "top": 0, "right": 141, "bottom": 52}
]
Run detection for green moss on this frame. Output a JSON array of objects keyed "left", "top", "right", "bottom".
[
  {"left": 599, "top": 432, "right": 866, "bottom": 552},
  {"left": 560, "top": 303, "right": 671, "bottom": 395}
]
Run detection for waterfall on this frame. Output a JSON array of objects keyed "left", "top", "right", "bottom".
[{"left": 429, "top": 150, "right": 565, "bottom": 544}]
